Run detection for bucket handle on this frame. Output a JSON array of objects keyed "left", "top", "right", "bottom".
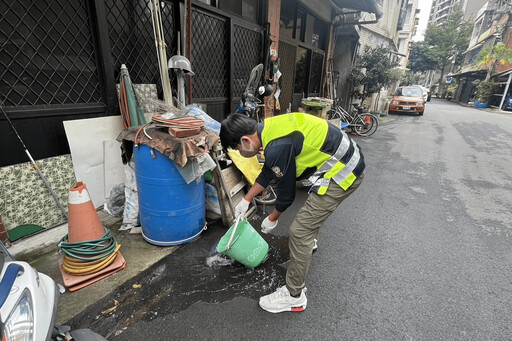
[{"left": 225, "top": 214, "right": 244, "bottom": 250}]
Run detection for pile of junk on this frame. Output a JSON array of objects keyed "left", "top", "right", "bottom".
[
  {"left": 55, "top": 9, "right": 279, "bottom": 298},
  {"left": 114, "top": 56, "right": 275, "bottom": 257}
]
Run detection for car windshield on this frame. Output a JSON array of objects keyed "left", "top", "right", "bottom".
[{"left": 395, "top": 87, "right": 423, "bottom": 97}]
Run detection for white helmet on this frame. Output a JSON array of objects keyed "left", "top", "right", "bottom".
[{"left": 168, "top": 55, "right": 194, "bottom": 75}]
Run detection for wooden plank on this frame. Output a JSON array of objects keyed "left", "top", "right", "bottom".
[
  {"left": 229, "top": 181, "right": 246, "bottom": 197},
  {"left": 211, "top": 152, "right": 252, "bottom": 227},
  {"left": 221, "top": 166, "right": 245, "bottom": 192},
  {"left": 231, "top": 191, "right": 245, "bottom": 208},
  {"left": 212, "top": 162, "right": 233, "bottom": 227}
]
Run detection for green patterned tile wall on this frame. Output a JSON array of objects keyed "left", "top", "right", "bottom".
[{"left": 0, "top": 155, "right": 76, "bottom": 231}]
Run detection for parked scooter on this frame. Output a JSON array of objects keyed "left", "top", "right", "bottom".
[
  {"left": 0, "top": 242, "right": 107, "bottom": 341},
  {"left": 235, "top": 63, "right": 274, "bottom": 122},
  {"left": 234, "top": 63, "right": 276, "bottom": 206}
]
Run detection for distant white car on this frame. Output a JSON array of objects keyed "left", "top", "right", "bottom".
[{"left": 411, "top": 85, "right": 429, "bottom": 102}]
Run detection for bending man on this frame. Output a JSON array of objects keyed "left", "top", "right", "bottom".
[{"left": 220, "top": 112, "right": 365, "bottom": 313}]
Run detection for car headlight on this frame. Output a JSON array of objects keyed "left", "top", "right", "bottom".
[
  {"left": 392, "top": 101, "right": 399, "bottom": 105},
  {"left": 3, "top": 289, "right": 34, "bottom": 341},
  {"left": 417, "top": 102, "right": 423, "bottom": 105}
]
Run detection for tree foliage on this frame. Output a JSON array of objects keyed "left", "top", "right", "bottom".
[
  {"left": 476, "top": 44, "right": 512, "bottom": 80},
  {"left": 408, "top": 41, "right": 438, "bottom": 73},
  {"left": 446, "top": 78, "right": 458, "bottom": 95},
  {"left": 400, "top": 70, "right": 420, "bottom": 85},
  {"left": 350, "top": 45, "right": 399, "bottom": 103},
  {"left": 407, "top": 8, "right": 473, "bottom": 85}
]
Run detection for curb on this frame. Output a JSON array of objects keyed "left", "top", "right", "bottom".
[{"left": 8, "top": 223, "right": 68, "bottom": 259}]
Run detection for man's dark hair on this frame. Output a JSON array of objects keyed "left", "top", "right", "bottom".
[{"left": 220, "top": 114, "right": 258, "bottom": 149}]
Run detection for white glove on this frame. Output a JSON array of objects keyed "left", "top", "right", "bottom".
[
  {"left": 261, "top": 216, "right": 278, "bottom": 234},
  {"left": 234, "top": 198, "right": 250, "bottom": 218}
]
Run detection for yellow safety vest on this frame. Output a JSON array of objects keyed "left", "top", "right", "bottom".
[{"left": 261, "top": 113, "right": 361, "bottom": 194}]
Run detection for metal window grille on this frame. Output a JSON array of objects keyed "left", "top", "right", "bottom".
[
  {"left": 191, "top": 10, "right": 229, "bottom": 99},
  {"left": 105, "top": 0, "right": 177, "bottom": 99},
  {"left": 309, "top": 51, "right": 324, "bottom": 95},
  {"left": 277, "top": 41, "right": 297, "bottom": 113},
  {"left": 0, "top": 0, "right": 102, "bottom": 107},
  {"left": 233, "top": 23, "right": 263, "bottom": 98}
]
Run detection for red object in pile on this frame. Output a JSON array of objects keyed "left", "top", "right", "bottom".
[
  {"left": 168, "top": 126, "right": 202, "bottom": 138},
  {"left": 152, "top": 115, "right": 205, "bottom": 138}
]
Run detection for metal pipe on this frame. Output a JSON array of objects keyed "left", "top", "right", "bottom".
[
  {"left": 499, "top": 72, "right": 512, "bottom": 110},
  {"left": 1, "top": 105, "right": 68, "bottom": 219},
  {"left": 150, "top": 0, "right": 174, "bottom": 106}
]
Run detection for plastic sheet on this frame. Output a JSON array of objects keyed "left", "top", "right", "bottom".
[
  {"left": 174, "top": 153, "right": 216, "bottom": 184},
  {"left": 121, "top": 161, "right": 139, "bottom": 231},
  {"left": 104, "top": 183, "right": 125, "bottom": 217},
  {"left": 180, "top": 104, "right": 221, "bottom": 135}
]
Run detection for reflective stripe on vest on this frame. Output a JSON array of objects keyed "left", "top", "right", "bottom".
[
  {"left": 333, "top": 144, "right": 360, "bottom": 184},
  {"left": 311, "top": 131, "right": 360, "bottom": 193},
  {"left": 316, "top": 130, "right": 351, "bottom": 173}
]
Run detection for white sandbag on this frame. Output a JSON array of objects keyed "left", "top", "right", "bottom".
[{"left": 121, "top": 160, "right": 140, "bottom": 230}]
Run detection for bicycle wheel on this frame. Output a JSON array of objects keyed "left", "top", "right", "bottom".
[
  {"left": 326, "top": 109, "right": 341, "bottom": 120},
  {"left": 352, "top": 114, "right": 379, "bottom": 137}
]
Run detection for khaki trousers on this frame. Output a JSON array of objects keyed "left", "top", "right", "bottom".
[{"left": 286, "top": 174, "right": 364, "bottom": 296}]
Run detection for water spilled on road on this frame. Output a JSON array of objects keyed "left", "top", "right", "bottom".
[
  {"left": 66, "top": 222, "right": 291, "bottom": 339},
  {"left": 205, "top": 253, "right": 235, "bottom": 267}
]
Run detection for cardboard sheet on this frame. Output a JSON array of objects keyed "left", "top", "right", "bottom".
[{"left": 64, "top": 116, "right": 125, "bottom": 208}]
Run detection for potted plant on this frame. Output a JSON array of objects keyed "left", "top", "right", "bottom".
[{"left": 474, "top": 80, "right": 494, "bottom": 108}]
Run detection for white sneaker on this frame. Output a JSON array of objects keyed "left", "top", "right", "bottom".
[
  {"left": 259, "top": 285, "right": 307, "bottom": 313},
  {"left": 312, "top": 238, "right": 318, "bottom": 252}
]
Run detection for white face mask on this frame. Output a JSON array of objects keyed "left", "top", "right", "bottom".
[{"left": 240, "top": 138, "right": 255, "bottom": 152}]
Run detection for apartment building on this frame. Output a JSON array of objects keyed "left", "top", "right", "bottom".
[
  {"left": 454, "top": 0, "right": 512, "bottom": 107},
  {"left": 429, "top": 0, "right": 488, "bottom": 24}
]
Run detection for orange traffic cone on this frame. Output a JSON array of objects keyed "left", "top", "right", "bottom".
[
  {"left": 67, "top": 182, "right": 105, "bottom": 243},
  {"left": 59, "top": 181, "right": 127, "bottom": 291}
]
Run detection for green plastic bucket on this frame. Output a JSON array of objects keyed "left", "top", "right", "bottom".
[{"left": 217, "top": 217, "right": 269, "bottom": 268}]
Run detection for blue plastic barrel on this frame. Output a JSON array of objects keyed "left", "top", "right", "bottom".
[{"left": 133, "top": 144, "right": 205, "bottom": 246}]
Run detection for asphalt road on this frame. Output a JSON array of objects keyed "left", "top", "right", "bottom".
[{"left": 69, "top": 99, "right": 512, "bottom": 340}]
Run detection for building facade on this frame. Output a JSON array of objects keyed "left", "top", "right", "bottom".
[
  {"left": 0, "top": 0, "right": 382, "bottom": 234},
  {"left": 425, "top": 0, "right": 489, "bottom": 94},
  {"left": 453, "top": 0, "right": 512, "bottom": 107},
  {"left": 397, "top": 0, "right": 420, "bottom": 69},
  {"left": 429, "top": 0, "right": 488, "bottom": 25},
  {"left": 335, "top": 0, "right": 417, "bottom": 111}
]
